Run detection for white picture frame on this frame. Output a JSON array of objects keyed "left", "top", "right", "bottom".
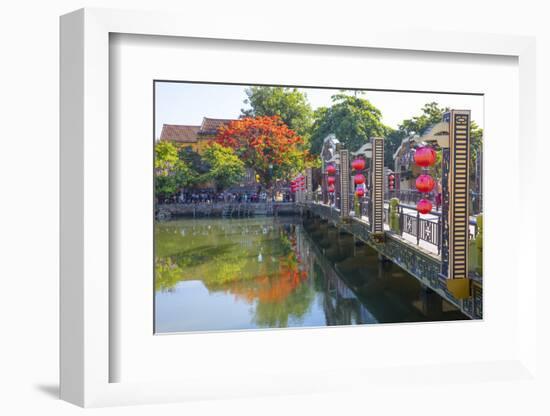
[{"left": 60, "top": 7, "right": 538, "bottom": 408}]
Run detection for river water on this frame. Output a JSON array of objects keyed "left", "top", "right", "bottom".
[{"left": 155, "top": 216, "right": 467, "bottom": 333}]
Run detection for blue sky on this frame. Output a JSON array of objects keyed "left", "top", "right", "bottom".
[{"left": 154, "top": 82, "right": 484, "bottom": 139}]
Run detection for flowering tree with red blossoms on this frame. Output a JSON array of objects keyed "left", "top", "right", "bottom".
[{"left": 215, "top": 116, "right": 312, "bottom": 188}]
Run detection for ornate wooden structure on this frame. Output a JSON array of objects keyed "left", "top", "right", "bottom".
[
  {"left": 339, "top": 149, "right": 350, "bottom": 219},
  {"left": 370, "top": 137, "right": 385, "bottom": 237},
  {"left": 440, "top": 110, "right": 471, "bottom": 299}
]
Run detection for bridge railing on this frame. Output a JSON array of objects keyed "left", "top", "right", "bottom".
[
  {"left": 383, "top": 202, "right": 478, "bottom": 254},
  {"left": 385, "top": 189, "right": 483, "bottom": 215},
  {"left": 348, "top": 196, "right": 478, "bottom": 253}
]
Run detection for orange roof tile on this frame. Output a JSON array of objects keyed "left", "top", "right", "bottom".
[{"left": 160, "top": 124, "right": 200, "bottom": 143}]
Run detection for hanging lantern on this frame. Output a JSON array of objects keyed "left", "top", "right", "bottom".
[
  {"left": 328, "top": 184, "right": 335, "bottom": 193},
  {"left": 414, "top": 146, "right": 437, "bottom": 167},
  {"left": 417, "top": 199, "right": 433, "bottom": 214},
  {"left": 354, "top": 174, "right": 366, "bottom": 185},
  {"left": 415, "top": 174, "right": 435, "bottom": 193},
  {"left": 355, "top": 188, "right": 365, "bottom": 197},
  {"left": 326, "top": 165, "right": 336, "bottom": 175},
  {"left": 351, "top": 159, "right": 366, "bottom": 171},
  {"left": 327, "top": 176, "right": 336, "bottom": 185}
]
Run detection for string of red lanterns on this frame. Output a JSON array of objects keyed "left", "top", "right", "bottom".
[
  {"left": 414, "top": 146, "right": 436, "bottom": 214},
  {"left": 290, "top": 174, "right": 306, "bottom": 193},
  {"left": 351, "top": 158, "right": 366, "bottom": 198},
  {"left": 326, "top": 164, "right": 336, "bottom": 193}
]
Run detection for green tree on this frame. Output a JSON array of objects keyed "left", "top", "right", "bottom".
[
  {"left": 200, "top": 143, "right": 245, "bottom": 191},
  {"left": 154, "top": 141, "right": 192, "bottom": 200},
  {"left": 385, "top": 129, "right": 406, "bottom": 169},
  {"left": 178, "top": 146, "right": 209, "bottom": 178},
  {"left": 241, "top": 86, "right": 313, "bottom": 140},
  {"left": 309, "top": 93, "right": 388, "bottom": 154},
  {"left": 387, "top": 102, "right": 484, "bottom": 171},
  {"left": 399, "top": 102, "right": 450, "bottom": 136}
]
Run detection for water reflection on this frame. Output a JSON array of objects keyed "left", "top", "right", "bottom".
[{"left": 155, "top": 217, "right": 467, "bottom": 333}]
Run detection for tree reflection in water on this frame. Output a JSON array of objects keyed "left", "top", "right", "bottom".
[
  {"left": 155, "top": 218, "right": 316, "bottom": 328},
  {"left": 154, "top": 217, "right": 467, "bottom": 333}
]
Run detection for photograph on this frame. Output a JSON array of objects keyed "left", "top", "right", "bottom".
[{"left": 153, "top": 82, "right": 483, "bottom": 333}]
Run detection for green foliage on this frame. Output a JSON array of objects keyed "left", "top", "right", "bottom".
[
  {"left": 469, "top": 120, "right": 483, "bottom": 164},
  {"left": 241, "top": 86, "right": 313, "bottom": 140},
  {"left": 178, "top": 146, "right": 209, "bottom": 177},
  {"left": 154, "top": 141, "right": 192, "bottom": 199},
  {"left": 475, "top": 214, "right": 483, "bottom": 274},
  {"left": 200, "top": 143, "right": 245, "bottom": 191},
  {"left": 399, "top": 102, "right": 450, "bottom": 136},
  {"left": 385, "top": 129, "right": 406, "bottom": 169},
  {"left": 309, "top": 93, "right": 389, "bottom": 154},
  {"left": 389, "top": 198, "right": 401, "bottom": 233},
  {"left": 468, "top": 214, "right": 483, "bottom": 275},
  {"left": 389, "top": 102, "right": 483, "bottom": 173}
]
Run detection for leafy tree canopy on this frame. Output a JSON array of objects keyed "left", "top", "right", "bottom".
[
  {"left": 241, "top": 86, "right": 313, "bottom": 140},
  {"left": 399, "top": 102, "right": 450, "bottom": 136},
  {"left": 309, "top": 93, "right": 388, "bottom": 154},
  {"left": 216, "top": 116, "right": 310, "bottom": 187},
  {"left": 386, "top": 102, "right": 484, "bottom": 170},
  {"left": 200, "top": 143, "right": 245, "bottom": 191},
  {"left": 154, "top": 141, "right": 192, "bottom": 199}
]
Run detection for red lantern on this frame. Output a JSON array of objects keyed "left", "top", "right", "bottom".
[
  {"left": 415, "top": 174, "right": 435, "bottom": 193},
  {"left": 354, "top": 174, "right": 366, "bottom": 185},
  {"left": 355, "top": 188, "right": 365, "bottom": 197},
  {"left": 326, "top": 165, "right": 336, "bottom": 175},
  {"left": 328, "top": 185, "right": 335, "bottom": 193},
  {"left": 327, "top": 176, "right": 336, "bottom": 185},
  {"left": 414, "top": 146, "right": 437, "bottom": 167},
  {"left": 351, "top": 159, "right": 366, "bottom": 171},
  {"left": 417, "top": 199, "right": 433, "bottom": 214}
]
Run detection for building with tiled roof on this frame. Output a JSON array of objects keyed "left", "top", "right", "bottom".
[
  {"left": 159, "top": 116, "right": 263, "bottom": 190},
  {"left": 198, "top": 118, "right": 234, "bottom": 135},
  {"left": 160, "top": 117, "right": 236, "bottom": 153},
  {"left": 160, "top": 124, "right": 200, "bottom": 144}
]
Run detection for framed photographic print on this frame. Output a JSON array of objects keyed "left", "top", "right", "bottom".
[
  {"left": 60, "top": 7, "right": 538, "bottom": 408},
  {"left": 152, "top": 80, "right": 483, "bottom": 334}
]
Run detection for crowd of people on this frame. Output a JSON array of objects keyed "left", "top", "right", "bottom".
[{"left": 159, "top": 189, "right": 294, "bottom": 205}]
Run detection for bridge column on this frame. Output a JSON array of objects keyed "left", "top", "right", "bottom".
[
  {"left": 338, "top": 149, "right": 351, "bottom": 219},
  {"left": 306, "top": 167, "right": 313, "bottom": 202},
  {"left": 322, "top": 171, "right": 328, "bottom": 204},
  {"left": 440, "top": 110, "right": 471, "bottom": 299},
  {"left": 369, "top": 137, "right": 385, "bottom": 241}
]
